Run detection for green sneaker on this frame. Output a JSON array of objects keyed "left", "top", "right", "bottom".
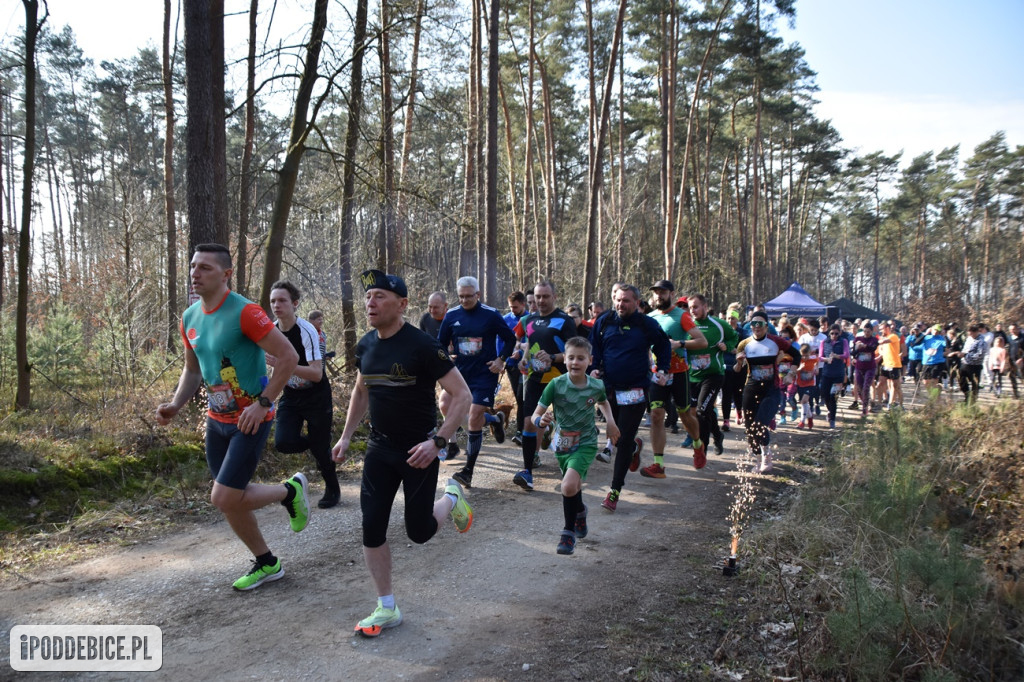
[
  {"left": 445, "top": 478, "right": 473, "bottom": 533},
  {"left": 354, "top": 600, "right": 402, "bottom": 637},
  {"left": 283, "top": 472, "right": 310, "bottom": 532},
  {"left": 232, "top": 559, "right": 284, "bottom": 591}
]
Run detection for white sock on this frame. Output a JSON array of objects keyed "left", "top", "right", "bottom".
[{"left": 380, "top": 594, "right": 396, "bottom": 610}]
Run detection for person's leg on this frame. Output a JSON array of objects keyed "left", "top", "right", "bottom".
[
  {"left": 301, "top": 392, "right": 340, "bottom": 505},
  {"left": 207, "top": 421, "right": 284, "bottom": 554},
  {"left": 821, "top": 375, "right": 839, "bottom": 422},
  {"left": 890, "top": 369, "right": 903, "bottom": 406},
  {"left": 506, "top": 368, "right": 525, "bottom": 436},
  {"left": 609, "top": 396, "right": 645, "bottom": 493},
  {"left": 695, "top": 375, "right": 724, "bottom": 451},
  {"left": 273, "top": 400, "right": 308, "bottom": 454},
  {"left": 649, "top": 405, "right": 667, "bottom": 454},
  {"left": 359, "top": 442, "right": 404, "bottom": 600},
  {"left": 518, "top": 381, "right": 544, "bottom": 475},
  {"left": 459, "top": 399, "right": 489, "bottom": 482},
  {"left": 402, "top": 456, "right": 443, "bottom": 543},
  {"left": 561, "top": 467, "right": 582, "bottom": 529}
]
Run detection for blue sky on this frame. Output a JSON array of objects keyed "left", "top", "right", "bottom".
[
  {"left": 777, "top": 0, "right": 1024, "bottom": 162},
  {"left": 4, "top": 0, "right": 1022, "bottom": 165}
]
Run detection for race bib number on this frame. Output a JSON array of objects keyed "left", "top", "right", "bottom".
[
  {"left": 751, "top": 365, "right": 774, "bottom": 381},
  {"left": 458, "top": 337, "right": 483, "bottom": 355},
  {"left": 799, "top": 371, "right": 814, "bottom": 382},
  {"left": 857, "top": 352, "right": 873, "bottom": 363},
  {"left": 615, "top": 388, "right": 646, "bottom": 405},
  {"left": 778, "top": 362, "right": 792, "bottom": 374},
  {"left": 207, "top": 383, "right": 239, "bottom": 414},
  {"left": 287, "top": 374, "right": 313, "bottom": 390},
  {"left": 555, "top": 430, "right": 581, "bottom": 453},
  {"left": 529, "top": 356, "right": 550, "bottom": 372},
  {"left": 690, "top": 354, "right": 711, "bottom": 371}
]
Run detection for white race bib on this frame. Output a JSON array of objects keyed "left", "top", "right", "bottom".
[{"left": 615, "top": 388, "right": 646, "bottom": 405}]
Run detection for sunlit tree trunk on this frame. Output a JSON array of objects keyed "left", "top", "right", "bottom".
[
  {"left": 259, "top": 0, "right": 328, "bottom": 311},
  {"left": 338, "top": 0, "right": 369, "bottom": 369},
  {"left": 163, "top": 0, "right": 180, "bottom": 351},
  {"left": 582, "top": 0, "right": 626, "bottom": 309},
  {"left": 16, "top": 0, "right": 45, "bottom": 409},
  {"left": 482, "top": 0, "right": 499, "bottom": 304},
  {"left": 378, "top": 0, "right": 398, "bottom": 271},
  {"left": 396, "top": 0, "right": 425, "bottom": 263},
  {"left": 235, "top": 0, "right": 257, "bottom": 299}
]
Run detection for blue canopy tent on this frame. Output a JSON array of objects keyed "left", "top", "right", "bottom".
[{"left": 760, "top": 283, "right": 839, "bottom": 322}]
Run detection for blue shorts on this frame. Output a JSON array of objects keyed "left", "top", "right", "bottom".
[
  {"left": 205, "top": 417, "right": 272, "bottom": 490},
  {"left": 468, "top": 376, "right": 501, "bottom": 407}
]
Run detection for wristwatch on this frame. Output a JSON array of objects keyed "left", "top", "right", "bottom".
[
  {"left": 257, "top": 395, "right": 272, "bottom": 408},
  {"left": 432, "top": 435, "right": 447, "bottom": 449}
]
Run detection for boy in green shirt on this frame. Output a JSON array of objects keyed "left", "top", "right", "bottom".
[{"left": 532, "top": 337, "right": 620, "bottom": 555}]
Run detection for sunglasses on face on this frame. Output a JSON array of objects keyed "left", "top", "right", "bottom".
[{"left": 750, "top": 321, "right": 767, "bottom": 328}]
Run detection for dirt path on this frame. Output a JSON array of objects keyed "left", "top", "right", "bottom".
[{"left": 2, "top": 411, "right": 835, "bottom": 681}]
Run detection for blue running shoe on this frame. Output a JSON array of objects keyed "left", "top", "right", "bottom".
[
  {"left": 681, "top": 434, "right": 693, "bottom": 448},
  {"left": 513, "top": 469, "right": 534, "bottom": 491}
]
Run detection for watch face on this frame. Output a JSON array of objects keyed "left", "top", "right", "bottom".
[{"left": 433, "top": 436, "right": 447, "bottom": 448}]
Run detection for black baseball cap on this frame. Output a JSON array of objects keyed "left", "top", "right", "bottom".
[
  {"left": 649, "top": 279, "right": 674, "bottom": 292},
  {"left": 360, "top": 269, "right": 408, "bottom": 298}
]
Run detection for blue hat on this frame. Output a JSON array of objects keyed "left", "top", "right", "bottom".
[{"left": 360, "top": 269, "right": 408, "bottom": 298}]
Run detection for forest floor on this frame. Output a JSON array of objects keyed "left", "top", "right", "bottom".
[{"left": 0, "top": 386, "right": 1002, "bottom": 681}]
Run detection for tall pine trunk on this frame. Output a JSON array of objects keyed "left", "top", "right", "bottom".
[
  {"left": 338, "top": 0, "right": 369, "bottom": 369},
  {"left": 16, "top": 0, "right": 44, "bottom": 409},
  {"left": 259, "top": 0, "right": 328, "bottom": 311},
  {"left": 163, "top": 0, "right": 179, "bottom": 351}
]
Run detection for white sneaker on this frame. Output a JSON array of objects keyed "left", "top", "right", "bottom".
[{"left": 758, "top": 453, "right": 773, "bottom": 474}]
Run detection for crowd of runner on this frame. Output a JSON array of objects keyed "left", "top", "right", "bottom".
[{"left": 157, "top": 251, "right": 1022, "bottom": 637}]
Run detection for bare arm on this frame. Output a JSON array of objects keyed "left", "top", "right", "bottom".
[
  {"left": 332, "top": 371, "right": 369, "bottom": 462},
  {"left": 155, "top": 345, "right": 203, "bottom": 425}
]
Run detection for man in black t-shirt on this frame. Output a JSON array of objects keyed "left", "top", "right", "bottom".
[{"left": 333, "top": 270, "right": 473, "bottom": 638}]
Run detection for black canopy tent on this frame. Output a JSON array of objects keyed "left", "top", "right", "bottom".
[{"left": 828, "top": 297, "right": 898, "bottom": 326}]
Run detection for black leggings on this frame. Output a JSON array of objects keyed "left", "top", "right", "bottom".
[
  {"left": 275, "top": 388, "right": 336, "bottom": 488},
  {"left": 959, "top": 364, "right": 982, "bottom": 403},
  {"left": 721, "top": 368, "right": 744, "bottom": 421},
  {"left": 608, "top": 388, "right": 648, "bottom": 492},
  {"left": 690, "top": 375, "right": 724, "bottom": 445},
  {"left": 360, "top": 439, "right": 440, "bottom": 548},
  {"left": 820, "top": 374, "right": 844, "bottom": 421}
]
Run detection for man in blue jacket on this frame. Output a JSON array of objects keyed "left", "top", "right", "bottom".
[
  {"left": 589, "top": 284, "right": 671, "bottom": 512},
  {"left": 438, "top": 276, "right": 518, "bottom": 488}
]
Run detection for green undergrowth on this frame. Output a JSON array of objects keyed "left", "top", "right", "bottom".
[
  {"left": 0, "top": 388, "right": 366, "bottom": 569},
  {"left": 745, "top": 400, "right": 1024, "bottom": 681}
]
